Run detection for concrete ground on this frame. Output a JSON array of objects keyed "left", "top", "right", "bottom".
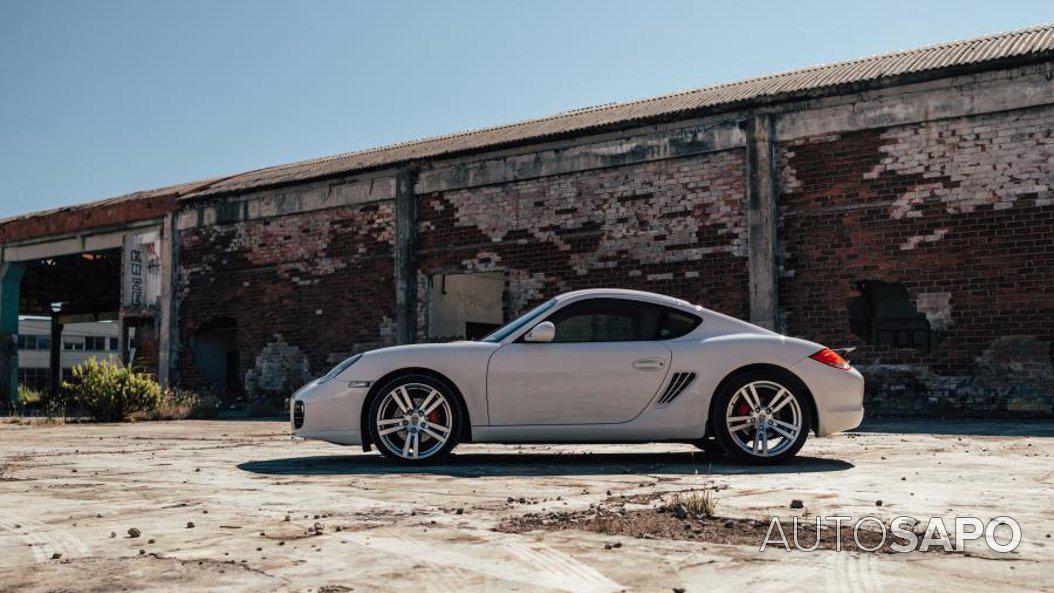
[{"left": 0, "top": 419, "right": 1052, "bottom": 593}]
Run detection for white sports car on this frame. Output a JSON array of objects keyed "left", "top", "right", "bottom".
[{"left": 290, "top": 289, "right": 864, "bottom": 464}]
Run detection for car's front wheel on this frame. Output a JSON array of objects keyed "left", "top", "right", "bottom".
[
  {"left": 711, "top": 370, "right": 812, "bottom": 464},
  {"left": 367, "top": 374, "right": 462, "bottom": 464}
]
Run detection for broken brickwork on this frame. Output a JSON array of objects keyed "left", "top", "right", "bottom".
[
  {"left": 177, "top": 201, "right": 397, "bottom": 401},
  {"left": 778, "top": 106, "right": 1054, "bottom": 416},
  {"left": 244, "top": 333, "right": 312, "bottom": 410},
  {"left": 417, "top": 150, "right": 750, "bottom": 333}
]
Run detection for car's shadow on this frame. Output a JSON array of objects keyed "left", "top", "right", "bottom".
[
  {"left": 855, "top": 419, "right": 1054, "bottom": 438},
  {"left": 238, "top": 451, "right": 853, "bottom": 477}
]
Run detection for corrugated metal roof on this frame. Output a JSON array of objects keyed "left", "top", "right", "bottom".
[
  {"left": 0, "top": 178, "right": 218, "bottom": 232},
  {"left": 6, "top": 22, "right": 1054, "bottom": 227},
  {"left": 179, "top": 22, "right": 1054, "bottom": 199}
]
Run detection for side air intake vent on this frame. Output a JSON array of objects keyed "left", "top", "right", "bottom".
[
  {"left": 657, "top": 372, "right": 696, "bottom": 406},
  {"left": 293, "top": 401, "right": 305, "bottom": 429}
]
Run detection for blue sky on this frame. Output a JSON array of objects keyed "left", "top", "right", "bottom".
[{"left": 1, "top": 0, "right": 1050, "bottom": 218}]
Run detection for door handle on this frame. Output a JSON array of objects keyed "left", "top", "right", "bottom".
[{"left": 632, "top": 358, "right": 665, "bottom": 371}]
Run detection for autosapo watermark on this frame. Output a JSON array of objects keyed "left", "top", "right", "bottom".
[{"left": 760, "top": 515, "right": 1022, "bottom": 553}]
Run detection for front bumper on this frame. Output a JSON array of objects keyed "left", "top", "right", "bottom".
[{"left": 289, "top": 379, "right": 369, "bottom": 446}]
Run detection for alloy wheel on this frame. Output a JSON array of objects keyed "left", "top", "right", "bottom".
[
  {"left": 375, "top": 383, "right": 454, "bottom": 460},
  {"left": 724, "top": 380, "right": 803, "bottom": 458}
]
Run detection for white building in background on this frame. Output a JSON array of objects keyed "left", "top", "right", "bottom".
[{"left": 16, "top": 317, "right": 128, "bottom": 392}]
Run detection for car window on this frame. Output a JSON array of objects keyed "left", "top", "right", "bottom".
[
  {"left": 539, "top": 297, "right": 704, "bottom": 343},
  {"left": 481, "top": 298, "right": 556, "bottom": 343},
  {"left": 542, "top": 298, "right": 696, "bottom": 343},
  {"left": 657, "top": 310, "right": 701, "bottom": 339},
  {"left": 554, "top": 312, "right": 637, "bottom": 342}
]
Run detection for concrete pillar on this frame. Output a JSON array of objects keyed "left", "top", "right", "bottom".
[
  {"left": 157, "top": 213, "right": 177, "bottom": 387},
  {"left": 120, "top": 317, "right": 132, "bottom": 367},
  {"left": 394, "top": 168, "right": 418, "bottom": 345},
  {"left": 48, "top": 315, "right": 63, "bottom": 398},
  {"left": 744, "top": 114, "right": 780, "bottom": 331},
  {"left": 0, "top": 262, "right": 25, "bottom": 407}
]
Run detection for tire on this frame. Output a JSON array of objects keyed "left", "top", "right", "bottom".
[
  {"left": 710, "top": 369, "right": 813, "bottom": 465},
  {"left": 367, "top": 374, "right": 463, "bottom": 464}
]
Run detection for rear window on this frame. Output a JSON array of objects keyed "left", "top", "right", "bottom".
[{"left": 657, "top": 310, "right": 701, "bottom": 339}]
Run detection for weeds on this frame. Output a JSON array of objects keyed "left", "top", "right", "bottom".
[
  {"left": 128, "top": 390, "right": 220, "bottom": 421},
  {"left": 668, "top": 489, "right": 717, "bottom": 518}
]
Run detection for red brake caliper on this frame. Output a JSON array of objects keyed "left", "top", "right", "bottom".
[
  {"left": 428, "top": 409, "right": 442, "bottom": 424},
  {"left": 734, "top": 403, "right": 752, "bottom": 431}
]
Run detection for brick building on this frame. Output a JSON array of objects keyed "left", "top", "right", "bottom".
[{"left": 1, "top": 24, "right": 1052, "bottom": 416}]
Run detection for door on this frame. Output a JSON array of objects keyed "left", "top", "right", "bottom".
[{"left": 486, "top": 298, "right": 674, "bottom": 425}]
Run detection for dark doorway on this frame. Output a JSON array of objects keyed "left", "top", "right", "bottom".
[{"left": 191, "top": 317, "right": 241, "bottom": 402}]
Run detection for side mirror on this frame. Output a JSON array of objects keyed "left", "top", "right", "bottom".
[{"left": 523, "top": 321, "right": 556, "bottom": 343}]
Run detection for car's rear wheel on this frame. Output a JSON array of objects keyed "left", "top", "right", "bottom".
[
  {"left": 711, "top": 370, "right": 812, "bottom": 464},
  {"left": 368, "top": 374, "right": 462, "bottom": 464}
]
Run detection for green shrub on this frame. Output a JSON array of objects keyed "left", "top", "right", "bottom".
[
  {"left": 10, "top": 384, "right": 46, "bottom": 417},
  {"left": 61, "top": 358, "right": 163, "bottom": 422},
  {"left": 16, "top": 384, "right": 43, "bottom": 407}
]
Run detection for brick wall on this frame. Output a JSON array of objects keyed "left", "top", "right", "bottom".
[
  {"left": 778, "top": 105, "right": 1054, "bottom": 416},
  {"left": 0, "top": 193, "right": 177, "bottom": 244},
  {"left": 177, "top": 201, "right": 397, "bottom": 400},
  {"left": 416, "top": 150, "right": 750, "bottom": 336},
  {"left": 164, "top": 102, "right": 1052, "bottom": 418}
]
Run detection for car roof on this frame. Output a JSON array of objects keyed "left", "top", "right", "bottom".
[{"left": 554, "top": 288, "right": 699, "bottom": 311}]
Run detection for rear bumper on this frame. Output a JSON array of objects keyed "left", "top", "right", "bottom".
[
  {"left": 817, "top": 406, "right": 865, "bottom": 436},
  {"left": 791, "top": 358, "right": 865, "bottom": 437}
]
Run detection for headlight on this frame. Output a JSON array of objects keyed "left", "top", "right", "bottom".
[{"left": 318, "top": 354, "right": 362, "bottom": 384}]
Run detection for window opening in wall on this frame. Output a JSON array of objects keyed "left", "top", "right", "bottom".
[
  {"left": 16, "top": 335, "right": 50, "bottom": 350},
  {"left": 848, "top": 280, "right": 933, "bottom": 351},
  {"left": 427, "top": 272, "right": 505, "bottom": 341}
]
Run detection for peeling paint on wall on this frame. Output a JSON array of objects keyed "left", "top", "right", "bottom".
[
  {"left": 900, "top": 228, "right": 949, "bottom": 251},
  {"left": 779, "top": 105, "right": 1054, "bottom": 417},
  {"left": 416, "top": 150, "right": 751, "bottom": 336},
  {"left": 867, "top": 110, "right": 1053, "bottom": 219},
  {"left": 916, "top": 292, "right": 953, "bottom": 332},
  {"left": 177, "top": 201, "right": 397, "bottom": 399},
  {"left": 244, "top": 333, "right": 311, "bottom": 409}
]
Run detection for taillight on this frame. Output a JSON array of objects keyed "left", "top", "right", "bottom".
[{"left": 810, "top": 348, "right": 851, "bottom": 370}]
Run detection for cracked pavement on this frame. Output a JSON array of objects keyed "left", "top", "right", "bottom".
[{"left": 0, "top": 419, "right": 1052, "bottom": 593}]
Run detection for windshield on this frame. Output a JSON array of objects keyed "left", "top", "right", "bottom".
[
  {"left": 318, "top": 354, "right": 361, "bottom": 383},
  {"left": 480, "top": 298, "right": 557, "bottom": 343}
]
